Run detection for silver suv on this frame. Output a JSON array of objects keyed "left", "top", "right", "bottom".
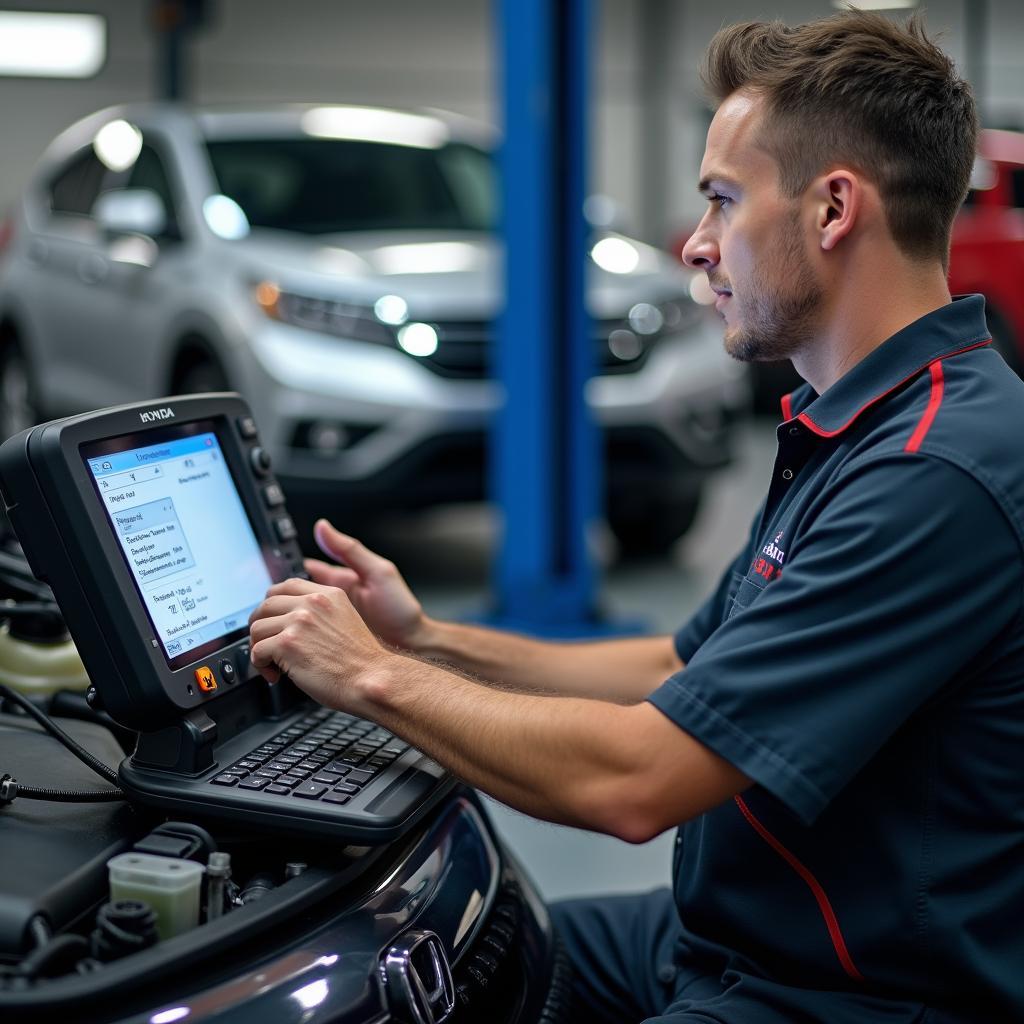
[{"left": 0, "top": 103, "right": 748, "bottom": 553}]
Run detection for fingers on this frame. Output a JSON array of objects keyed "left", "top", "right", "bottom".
[
  {"left": 264, "top": 577, "right": 321, "bottom": 598},
  {"left": 249, "top": 610, "right": 288, "bottom": 645},
  {"left": 250, "top": 636, "right": 282, "bottom": 684},
  {"left": 314, "top": 519, "right": 384, "bottom": 575}
]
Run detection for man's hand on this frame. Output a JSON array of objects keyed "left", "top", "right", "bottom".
[
  {"left": 303, "top": 519, "right": 429, "bottom": 650},
  {"left": 248, "top": 577, "right": 394, "bottom": 715}
]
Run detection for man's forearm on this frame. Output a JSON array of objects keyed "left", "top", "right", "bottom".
[
  {"left": 247, "top": 579, "right": 746, "bottom": 841},
  {"left": 410, "top": 618, "right": 683, "bottom": 702},
  {"left": 356, "top": 650, "right": 740, "bottom": 842}
]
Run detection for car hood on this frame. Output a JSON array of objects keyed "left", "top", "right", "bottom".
[{"left": 228, "top": 228, "right": 695, "bottom": 321}]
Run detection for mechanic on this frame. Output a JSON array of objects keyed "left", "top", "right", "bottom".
[{"left": 249, "top": 11, "right": 1024, "bottom": 1023}]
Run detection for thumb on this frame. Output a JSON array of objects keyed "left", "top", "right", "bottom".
[
  {"left": 304, "top": 558, "right": 359, "bottom": 590},
  {"left": 313, "top": 519, "right": 380, "bottom": 574}
]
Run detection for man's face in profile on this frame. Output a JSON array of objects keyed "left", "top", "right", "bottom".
[{"left": 682, "top": 91, "right": 824, "bottom": 365}]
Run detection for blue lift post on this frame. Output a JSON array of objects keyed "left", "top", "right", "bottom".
[{"left": 491, "top": 0, "right": 606, "bottom": 634}]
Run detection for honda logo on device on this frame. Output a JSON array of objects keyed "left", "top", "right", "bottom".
[
  {"left": 381, "top": 929, "right": 455, "bottom": 1024},
  {"left": 139, "top": 408, "right": 175, "bottom": 423}
]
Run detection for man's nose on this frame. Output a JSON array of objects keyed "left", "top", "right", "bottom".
[{"left": 681, "top": 215, "right": 719, "bottom": 270}]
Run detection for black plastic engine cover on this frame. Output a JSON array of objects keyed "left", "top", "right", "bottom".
[{"left": 0, "top": 714, "right": 149, "bottom": 956}]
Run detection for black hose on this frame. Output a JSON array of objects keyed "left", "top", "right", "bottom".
[
  {"left": 0, "top": 682, "right": 125, "bottom": 802},
  {"left": 15, "top": 783, "right": 124, "bottom": 802},
  {"left": 0, "top": 934, "right": 90, "bottom": 982},
  {"left": 0, "top": 682, "right": 119, "bottom": 787}
]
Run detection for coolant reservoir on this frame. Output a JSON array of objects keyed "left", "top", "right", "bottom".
[{"left": 0, "top": 621, "right": 90, "bottom": 694}]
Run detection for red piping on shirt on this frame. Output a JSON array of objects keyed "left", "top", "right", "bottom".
[
  {"left": 734, "top": 795, "right": 866, "bottom": 983},
  {"left": 796, "top": 340, "right": 988, "bottom": 438},
  {"left": 780, "top": 392, "right": 794, "bottom": 421},
  {"left": 904, "top": 359, "right": 945, "bottom": 453}
]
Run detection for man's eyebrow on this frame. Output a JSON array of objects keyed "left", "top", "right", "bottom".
[{"left": 698, "top": 175, "right": 741, "bottom": 196}]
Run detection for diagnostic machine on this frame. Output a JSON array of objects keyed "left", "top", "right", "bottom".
[{"left": 0, "top": 394, "right": 450, "bottom": 839}]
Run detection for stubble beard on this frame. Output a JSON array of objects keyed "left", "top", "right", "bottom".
[{"left": 723, "top": 224, "right": 824, "bottom": 364}]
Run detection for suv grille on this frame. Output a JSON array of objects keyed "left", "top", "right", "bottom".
[{"left": 416, "top": 319, "right": 659, "bottom": 379}]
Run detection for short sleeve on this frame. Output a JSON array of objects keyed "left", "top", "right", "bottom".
[{"left": 649, "top": 454, "right": 1022, "bottom": 824}]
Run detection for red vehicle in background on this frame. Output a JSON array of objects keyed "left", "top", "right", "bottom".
[
  {"left": 949, "top": 128, "right": 1024, "bottom": 374},
  {"left": 669, "top": 126, "right": 1024, "bottom": 408}
]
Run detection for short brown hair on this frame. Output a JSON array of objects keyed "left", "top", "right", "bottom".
[{"left": 702, "top": 11, "right": 977, "bottom": 267}]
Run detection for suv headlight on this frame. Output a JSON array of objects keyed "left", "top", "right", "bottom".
[
  {"left": 600, "top": 296, "right": 702, "bottom": 367},
  {"left": 254, "top": 281, "right": 395, "bottom": 346}
]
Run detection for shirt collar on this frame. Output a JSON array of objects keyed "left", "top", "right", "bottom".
[{"left": 781, "top": 294, "right": 991, "bottom": 436}]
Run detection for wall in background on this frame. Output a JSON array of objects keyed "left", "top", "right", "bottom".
[{"left": 0, "top": 0, "right": 1021, "bottom": 249}]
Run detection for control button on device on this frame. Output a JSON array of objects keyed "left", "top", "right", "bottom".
[
  {"left": 195, "top": 665, "right": 217, "bottom": 692},
  {"left": 237, "top": 415, "right": 259, "bottom": 439},
  {"left": 262, "top": 483, "right": 286, "bottom": 508},
  {"left": 220, "top": 659, "right": 236, "bottom": 684},
  {"left": 250, "top": 446, "right": 272, "bottom": 476},
  {"left": 273, "top": 516, "right": 297, "bottom": 542}
]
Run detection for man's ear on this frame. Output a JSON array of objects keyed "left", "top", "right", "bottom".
[{"left": 815, "top": 170, "right": 860, "bottom": 252}]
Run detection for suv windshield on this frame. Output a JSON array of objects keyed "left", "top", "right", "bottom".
[{"left": 205, "top": 138, "right": 495, "bottom": 234}]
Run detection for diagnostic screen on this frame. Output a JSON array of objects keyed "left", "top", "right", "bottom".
[{"left": 82, "top": 424, "right": 273, "bottom": 667}]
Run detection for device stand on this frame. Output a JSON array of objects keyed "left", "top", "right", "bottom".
[
  {"left": 132, "top": 707, "right": 218, "bottom": 775},
  {"left": 129, "top": 676, "right": 300, "bottom": 776}
]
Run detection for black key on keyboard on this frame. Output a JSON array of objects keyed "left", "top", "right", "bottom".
[{"left": 293, "top": 781, "right": 327, "bottom": 799}]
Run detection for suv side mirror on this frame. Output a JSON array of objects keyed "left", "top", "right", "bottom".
[{"left": 92, "top": 189, "right": 167, "bottom": 239}]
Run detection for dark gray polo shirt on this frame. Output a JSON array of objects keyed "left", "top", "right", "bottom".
[{"left": 649, "top": 295, "right": 1024, "bottom": 1016}]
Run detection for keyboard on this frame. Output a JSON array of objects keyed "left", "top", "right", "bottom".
[{"left": 208, "top": 708, "right": 409, "bottom": 806}]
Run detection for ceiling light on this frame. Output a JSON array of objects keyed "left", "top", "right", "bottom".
[{"left": 0, "top": 12, "right": 105, "bottom": 77}]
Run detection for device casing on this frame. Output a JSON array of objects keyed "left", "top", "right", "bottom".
[{"left": 0, "top": 393, "right": 301, "bottom": 731}]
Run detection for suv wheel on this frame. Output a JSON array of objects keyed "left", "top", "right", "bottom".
[
  {"left": 0, "top": 338, "right": 39, "bottom": 439},
  {"left": 608, "top": 490, "right": 702, "bottom": 558},
  {"left": 174, "top": 355, "right": 229, "bottom": 395}
]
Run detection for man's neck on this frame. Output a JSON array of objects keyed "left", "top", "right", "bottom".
[{"left": 791, "top": 262, "right": 952, "bottom": 396}]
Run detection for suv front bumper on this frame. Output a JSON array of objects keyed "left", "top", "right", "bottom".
[{"left": 241, "top": 315, "right": 748, "bottom": 511}]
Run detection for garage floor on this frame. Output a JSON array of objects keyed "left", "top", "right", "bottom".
[{"left": 356, "top": 418, "right": 778, "bottom": 902}]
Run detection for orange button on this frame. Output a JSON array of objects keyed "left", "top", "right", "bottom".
[{"left": 195, "top": 666, "right": 217, "bottom": 692}]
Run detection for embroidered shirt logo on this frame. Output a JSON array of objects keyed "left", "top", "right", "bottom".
[
  {"left": 762, "top": 530, "right": 786, "bottom": 565},
  {"left": 753, "top": 530, "right": 786, "bottom": 582}
]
